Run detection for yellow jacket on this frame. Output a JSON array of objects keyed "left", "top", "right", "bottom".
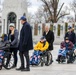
[{"left": 34, "top": 41, "right": 49, "bottom": 51}]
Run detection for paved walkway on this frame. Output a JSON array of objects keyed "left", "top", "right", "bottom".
[{"left": 0, "top": 45, "right": 76, "bottom": 75}]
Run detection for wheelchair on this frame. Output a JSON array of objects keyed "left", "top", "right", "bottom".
[
  {"left": 30, "top": 50, "right": 53, "bottom": 67},
  {"left": 57, "top": 49, "right": 75, "bottom": 64},
  {"left": 0, "top": 48, "right": 14, "bottom": 70},
  {"left": 39, "top": 50, "right": 53, "bottom": 66}
]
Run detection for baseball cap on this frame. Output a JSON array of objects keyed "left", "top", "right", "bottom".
[
  {"left": 40, "top": 36, "right": 46, "bottom": 40},
  {"left": 20, "top": 16, "right": 27, "bottom": 21},
  {"left": 65, "top": 37, "right": 69, "bottom": 40}
]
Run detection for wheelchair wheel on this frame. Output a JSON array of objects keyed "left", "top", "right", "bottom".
[
  {"left": 3, "top": 52, "right": 14, "bottom": 70},
  {"left": 41, "top": 59, "right": 44, "bottom": 67},
  {"left": 67, "top": 52, "right": 75, "bottom": 64},
  {"left": 60, "top": 56, "right": 65, "bottom": 63},
  {"left": 39, "top": 56, "right": 44, "bottom": 67},
  {"left": 45, "top": 51, "right": 52, "bottom": 66},
  {"left": 72, "top": 52, "right": 76, "bottom": 62}
]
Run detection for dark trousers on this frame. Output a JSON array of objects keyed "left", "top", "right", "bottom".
[
  {"left": 11, "top": 48, "right": 18, "bottom": 66},
  {"left": 19, "top": 51, "right": 29, "bottom": 68},
  {"left": 6, "top": 48, "right": 18, "bottom": 66}
]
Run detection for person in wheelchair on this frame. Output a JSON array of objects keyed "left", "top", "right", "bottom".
[
  {"left": 0, "top": 50, "right": 4, "bottom": 70},
  {"left": 0, "top": 34, "right": 10, "bottom": 70},
  {"left": 30, "top": 36, "right": 49, "bottom": 65},
  {"left": 56, "top": 37, "right": 74, "bottom": 63}
]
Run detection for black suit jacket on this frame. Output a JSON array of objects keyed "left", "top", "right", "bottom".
[{"left": 43, "top": 30, "right": 54, "bottom": 50}]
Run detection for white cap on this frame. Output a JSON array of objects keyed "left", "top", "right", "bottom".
[{"left": 9, "top": 23, "right": 15, "bottom": 27}]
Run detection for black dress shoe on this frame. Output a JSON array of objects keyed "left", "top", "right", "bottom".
[
  {"left": 0, "top": 65, "right": 2, "bottom": 70},
  {"left": 16, "top": 67, "right": 25, "bottom": 71},
  {"left": 21, "top": 68, "right": 30, "bottom": 71}
]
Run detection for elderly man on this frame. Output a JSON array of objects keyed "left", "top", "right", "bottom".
[
  {"left": 43, "top": 25, "right": 54, "bottom": 63},
  {"left": 43, "top": 25, "right": 54, "bottom": 51}
]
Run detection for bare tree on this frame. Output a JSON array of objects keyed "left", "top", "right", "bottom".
[
  {"left": 67, "top": 16, "right": 74, "bottom": 22},
  {"left": 34, "top": 7, "right": 50, "bottom": 23},
  {"left": 70, "top": 0, "right": 76, "bottom": 22},
  {"left": 39, "top": 0, "right": 69, "bottom": 23}
]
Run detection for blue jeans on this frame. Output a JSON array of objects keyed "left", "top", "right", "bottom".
[
  {"left": 30, "top": 50, "right": 42, "bottom": 64},
  {"left": 58, "top": 49, "right": 68, "bottom": 57}
]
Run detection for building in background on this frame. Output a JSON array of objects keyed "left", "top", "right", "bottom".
[
  {"left": 2, "top": 0, "right": 28, "bottom": 34},
  {"left": 0, "top": 0, "right": 2, "bottom": 36}
]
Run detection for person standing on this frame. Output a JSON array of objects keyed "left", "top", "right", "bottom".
[
  {"left": 43, "top": 25, "right": 54, "bottom": 62},
  {"left": 43, "top": 25, "right": 54, "bottom": 51},
  {"left": 6, "top": 23, "right": 19, "bottom": 68},
  {"left": 16, "top": 16, "right": 33, "bottom": 71},
  {"left": 65, "top": 26, "right": 75, "bottom": 45}
]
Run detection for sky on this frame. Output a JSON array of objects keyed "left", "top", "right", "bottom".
[
  {"left": 0, "top": 0, "right": 73, "bottom": 14},
  {"left": 28, "top": 0, "right": 72, "bottom": 14}
]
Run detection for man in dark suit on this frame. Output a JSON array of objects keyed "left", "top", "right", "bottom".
[
  {"left": 43, "top": 25, "right": 54, "bottom": 51},
  {"left": 16, "top": 16, "right": 33, "bottom": 71}
]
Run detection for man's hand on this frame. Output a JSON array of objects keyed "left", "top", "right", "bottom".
[{"left": 63, "top": 47, "right": 65, "bottom": 50}]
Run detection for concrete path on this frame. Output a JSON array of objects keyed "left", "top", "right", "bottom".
[{"left": 0, "top": 45, "right": 76, "bottom": 75}]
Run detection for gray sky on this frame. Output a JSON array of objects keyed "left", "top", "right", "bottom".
[
  {"left": 0, "top": 0, "right": 72, "bottom": 14},
  {"left": 28, "top": 0, "right": 72, "bottom": 14}
]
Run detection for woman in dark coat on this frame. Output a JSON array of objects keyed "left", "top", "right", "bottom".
[
  {"left": 43, "top": 25, "right": 54, "bottom": 51},
  {"left": 7, "top": 23, "right": 19, "bottom": 68}
]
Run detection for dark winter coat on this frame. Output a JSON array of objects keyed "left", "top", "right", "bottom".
[
  {"left": 60, "top": 41, "right": 73, "bottom": 50},
  {"left": 43, "top": 30, "right": 54, "bottom": 50},
  {"left": 65, "top": 31, "right": 75, "bottom": 44},
  {"left": 8, "top": 29, "right": 19, "bottom": 48},
  {"left": 19, "top": 22, "right": 33, "bottom": 52}
]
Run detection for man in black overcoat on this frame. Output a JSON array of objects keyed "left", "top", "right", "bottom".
[
  {"left": 43, "top": 25, "right": 54, "bottom": 51},
  {"left": 43, "top": 25, "right": 54, "bottom": 63},
  {"left": 16, "top": 16, "right": 33, "bottom": 71}
]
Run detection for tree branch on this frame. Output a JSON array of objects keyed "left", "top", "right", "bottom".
[
  {"left": 41, "top": 0, "right": 52, "bottom": 17},
  {"left": 57, "top": 3, "right": 64, "bottom": 17},
  {"left": 57, "top": 13, "right": 69, "bottom": 21}
]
